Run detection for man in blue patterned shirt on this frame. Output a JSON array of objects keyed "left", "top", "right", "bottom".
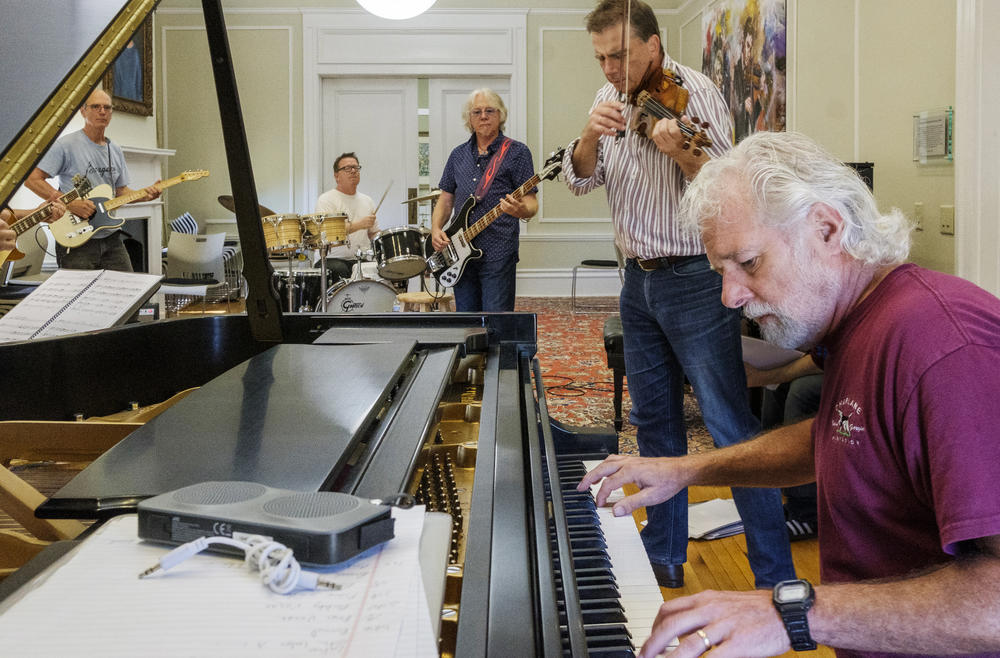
[{"left": 430, "top": 89, "right": 537, "bottom": 311}]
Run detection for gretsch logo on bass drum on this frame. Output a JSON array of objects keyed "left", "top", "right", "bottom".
[{"left": 339, "top": 283, "right": 373, "bottom": 312}]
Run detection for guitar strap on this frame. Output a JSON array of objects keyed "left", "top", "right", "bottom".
[{"left": 473, "top": 137, "right": 512, "bottom": 202}]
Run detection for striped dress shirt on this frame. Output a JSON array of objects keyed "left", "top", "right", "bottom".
[{"left": 563, "top": 56, "right": 734, "bottom": 260}]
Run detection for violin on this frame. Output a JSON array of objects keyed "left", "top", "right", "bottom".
[{"left": 629, "top": 67, "right": 713, "bottom": 156}]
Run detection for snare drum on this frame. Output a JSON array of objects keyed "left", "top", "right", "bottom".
[
  {"left": 301, "top": 212, "right": 348, "bottom": 248},
  {"left": 371, "top": 226, "right": 429, "bottom": 280},
  {"left": 261, "top": 214, "right": 303, "bottom": 253},
  {"left": 325, "top": 278, "right": 398, "bottom": 313}
]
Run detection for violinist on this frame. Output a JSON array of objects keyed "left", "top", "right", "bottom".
[{"left": 563, "top": 0, "right": 796, "bottom": 591}]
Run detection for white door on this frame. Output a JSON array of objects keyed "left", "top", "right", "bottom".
[
  {"left": 319, "top": 78, "right": 419, "bottom": 230},
  {"left": 427, "top": 77, "right": 512, "bottom": 190}
]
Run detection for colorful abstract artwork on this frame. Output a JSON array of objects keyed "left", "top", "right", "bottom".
[{"left": 702, "top": 0, "right": 786, "bottom": 142}]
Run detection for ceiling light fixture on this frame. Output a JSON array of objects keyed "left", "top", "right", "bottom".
[{"left": 356, "top": 0, "right": 437, "bottom": 20}]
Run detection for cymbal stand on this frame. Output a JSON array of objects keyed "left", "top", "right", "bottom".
[
  {"left": 318, "top": 242, "right": 329, "bottom": 312},
  {"left": 285, "top": 250, "right": 296, "bottom": 312}
]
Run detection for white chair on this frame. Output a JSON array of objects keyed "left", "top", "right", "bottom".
[{"left": 159, "top": 232, "right": 230, "bottom": 316}]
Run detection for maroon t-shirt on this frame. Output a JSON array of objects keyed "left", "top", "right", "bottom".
[{"left": 815, "top": 264, "right": 1000, "bottom": 588}]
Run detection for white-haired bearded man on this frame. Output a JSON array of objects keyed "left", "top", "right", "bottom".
[{"left": 580, "top": 130, "right": 1000, "bottom": 658}]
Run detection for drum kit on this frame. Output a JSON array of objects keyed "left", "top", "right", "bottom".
[{"left": 219, "top": 190, "right": 443, "bottom": 313}]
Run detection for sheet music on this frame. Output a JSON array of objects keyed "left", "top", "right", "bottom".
[
  {"left": 0, "top": 509, "right": 437, "bottom": 657},
  {"left": 741, "top": 335, "right": 803, "bottom": 370},
  {"left": 0, "top": 269, "right": 161, "bottom": 342}
]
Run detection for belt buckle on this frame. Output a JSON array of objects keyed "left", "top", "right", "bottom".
[{"left": 637, "top": 258, "right": 658, "bottom": 272}]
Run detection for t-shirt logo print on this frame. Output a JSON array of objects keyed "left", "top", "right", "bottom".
[{"left": 832, "top": 397, "right": 866, "bottom": 445}]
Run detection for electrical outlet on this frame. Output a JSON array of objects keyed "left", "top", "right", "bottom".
[
  {"left": 940, "top": 205, "right": 955, "bottom": 235},
  {"left": 914, "top": 202, "right": 924, "bottom": 231}
]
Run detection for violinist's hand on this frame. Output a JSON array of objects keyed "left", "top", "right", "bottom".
[
  {"left": 651, "top": 115, "right": 709, "bottom": 179},
  {"left": 638, "top": 589, "right": 790, "bottom": 658},
  {"left": 582, "top": 100, "right": 627, "bottom": 142},
  {"left": 576, "top": 454, "right": 690, "bottom": 517},
  {"left": 431, "top": 227, "right": 450, "bottom": 252}
]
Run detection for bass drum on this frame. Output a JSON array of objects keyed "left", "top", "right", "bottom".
[{"left": 325, "top": 278, "right": 398, "bottom": 313}]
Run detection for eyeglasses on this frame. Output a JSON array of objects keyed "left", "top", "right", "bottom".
[
  {"left": 470, "top": 108, "right": 497, "bottom": 117},
  {"left": 87, "top": 104, "right": 113, "bottom": 112},
  {"left": 336, "top": 165, "right": 362, "bottom": 173}
]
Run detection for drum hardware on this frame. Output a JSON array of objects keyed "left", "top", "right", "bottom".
[
  {"left": 300, "top": 213, "right": 348, "bottom": 312},
  {"left": 401, "top": 189, "right": 442, "bottom": 204}
]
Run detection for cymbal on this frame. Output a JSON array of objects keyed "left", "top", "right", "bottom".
[
  {"left": 401, "top": 189, "right": 442, "bottom": 204},
  {"left": 217, "top": 194, "right": 277, "bottom": 217}
]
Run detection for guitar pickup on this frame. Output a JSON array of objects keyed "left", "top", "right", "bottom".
[{"left": 66, "top": 226, "right": 95, "bottom": 239}]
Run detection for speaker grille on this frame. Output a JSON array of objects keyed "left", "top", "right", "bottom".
[
  {"left": 173, "top": 481, "right": 268, "bottom": 505},
  {"left": 262, "top": 492, "right": 360, "bottom": 518}
]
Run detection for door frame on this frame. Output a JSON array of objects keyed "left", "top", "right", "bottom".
[{"left": 302, "top": 10, "right": 529, "bottom": 212}]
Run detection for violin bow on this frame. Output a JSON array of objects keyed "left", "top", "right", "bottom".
[{"left": 615, "top": 0, "right": 632, "bottom": 140}]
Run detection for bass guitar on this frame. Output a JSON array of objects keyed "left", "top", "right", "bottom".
[
  {"left": 50, "top": 169, "right": 209, "bottom": 248},
  {"left": 425, "top": 148, "right": 564, "bottom": 288},
  {"left": 0, "top": 176, "right": 93, "bottom": 269}
]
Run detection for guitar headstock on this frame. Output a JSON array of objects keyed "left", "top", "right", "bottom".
[
  {"left": 179, "top": 170, "right": 210, "bottom": 181},
  {"left": 540, "top": 148, "right": 566, "bottom": 181},
  {"left": 71, "top": 174, "right": 93, "bottom": 198}
]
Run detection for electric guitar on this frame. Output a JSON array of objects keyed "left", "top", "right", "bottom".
[
  {"left": 49, "top": 169, "right": 209, "bottom": 248},
  {"left": 0, "top": 177, "right": 93, "bottom": 269},
  {"left": 425, "top": 148, "right": 564, "bottom": 287}
]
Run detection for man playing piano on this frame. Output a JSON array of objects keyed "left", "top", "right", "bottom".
[
  {"left": 25, "top": 88, "right": 160, "bottom": 271},
  {"left": 580, "top": 131, "right": 1000, "bottom": 658}
]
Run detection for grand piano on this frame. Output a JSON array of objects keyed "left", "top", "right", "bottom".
[{"left": 0, "top": 2, "right": 658, "bottom": 656}]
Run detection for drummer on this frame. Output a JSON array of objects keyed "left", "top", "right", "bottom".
[{"left": 312, "top": 151, "right": 380, "bottom": 280}]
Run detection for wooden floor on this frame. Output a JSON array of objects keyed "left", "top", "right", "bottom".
[{"left": 630, "top": 484, "right": 834, "bottom": 657}]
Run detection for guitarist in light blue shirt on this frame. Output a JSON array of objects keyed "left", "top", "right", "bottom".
[{"left": 26, "top": 88, "right": 160, "bottom": 271}]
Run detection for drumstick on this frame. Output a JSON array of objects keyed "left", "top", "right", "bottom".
[{"left": 374, "top": 179, "right": 393, "bottom": 214}]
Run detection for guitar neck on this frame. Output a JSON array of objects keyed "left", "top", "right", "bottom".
[
  {"left": 102, "top": 174, "right": 184, "bottom": 211},
  {"left": 463, "top": 174, "right": 541, "bottom": 241},
  {"left": 11, "top": 188, "right": 81, "bottom": 236}
]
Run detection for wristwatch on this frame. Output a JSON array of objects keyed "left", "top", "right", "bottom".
[{"left": 772, "top": 579, "right": 816, "bottom": 651}]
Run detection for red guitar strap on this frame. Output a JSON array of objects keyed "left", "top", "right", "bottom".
[{"left": 474, "top": 137, "right": 512, "bottom": 202}]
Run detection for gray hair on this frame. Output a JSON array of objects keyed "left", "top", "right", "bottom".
[
  {"left": 680, "top": 131, "right": 911, "bottom": 266},
  {"left": 462, "top": 88, "right": 508, "bottom": 133}
]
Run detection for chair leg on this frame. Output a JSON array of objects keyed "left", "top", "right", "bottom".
[
  {"left": 613, "top": 366, "right": 624, "bottom": 432},
  {"left": 571, "top": 265, "right": 580, "bottom": 312}
]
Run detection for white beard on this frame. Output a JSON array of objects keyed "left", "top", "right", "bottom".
[{"left": 744, "top": 251, "right": 839, "bottom": 350}]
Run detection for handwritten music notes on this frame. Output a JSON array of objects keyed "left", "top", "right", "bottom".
[
  {"left": 0, "top": 268, "right": 161, "bottom": 342},
  {"left": 0, "top": 509, "right": 437, "bottom": 657}
]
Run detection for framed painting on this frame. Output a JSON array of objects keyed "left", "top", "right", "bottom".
[
  {"left": 702, "top": 0, "right": 787, "bottom": 143},
  {"left": 102, "top": 16, "right": 153, "bottom": 116}
]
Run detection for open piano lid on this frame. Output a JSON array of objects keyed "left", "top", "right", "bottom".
[{"left": 0, "top": 0, "right": 284, "bottom": 342}]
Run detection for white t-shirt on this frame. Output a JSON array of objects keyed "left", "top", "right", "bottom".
[{"left": 313, "top": 188, "right": 380, "bottom": 261}]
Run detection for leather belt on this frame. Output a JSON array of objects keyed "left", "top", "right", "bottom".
[{"left": 632, "top": 255, "right": 702, "bottom": 271}]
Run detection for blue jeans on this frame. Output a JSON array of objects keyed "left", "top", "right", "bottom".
[
  {"left": 55, "top": 232, "right": 134, "bottom": 271},
  {"left": 620, "top": 256, "right": 795, "bottom": 588},
  {"left": 452, "top": 252, "right": 517, "bottom": 312}
]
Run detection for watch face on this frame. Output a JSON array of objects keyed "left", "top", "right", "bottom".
[{"left": 777, "top": 583, "right": 807, "bottom": 602}]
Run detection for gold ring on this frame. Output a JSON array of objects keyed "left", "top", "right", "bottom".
[{"left": 696, "top": 629, "right": 713, "bottom": 651}]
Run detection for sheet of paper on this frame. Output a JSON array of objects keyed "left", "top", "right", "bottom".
[
  {"left": 0, "top": 509, "right": 437, "bottom": 657},
  {"left": 741, "top": 335, "right": 803, "bottom": 370},
  {"left": 0, "top": 269, "right": 161, "bottom": 342},
  {"left": 687, "top": 498, "right": 744, "bottom": 539}
]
